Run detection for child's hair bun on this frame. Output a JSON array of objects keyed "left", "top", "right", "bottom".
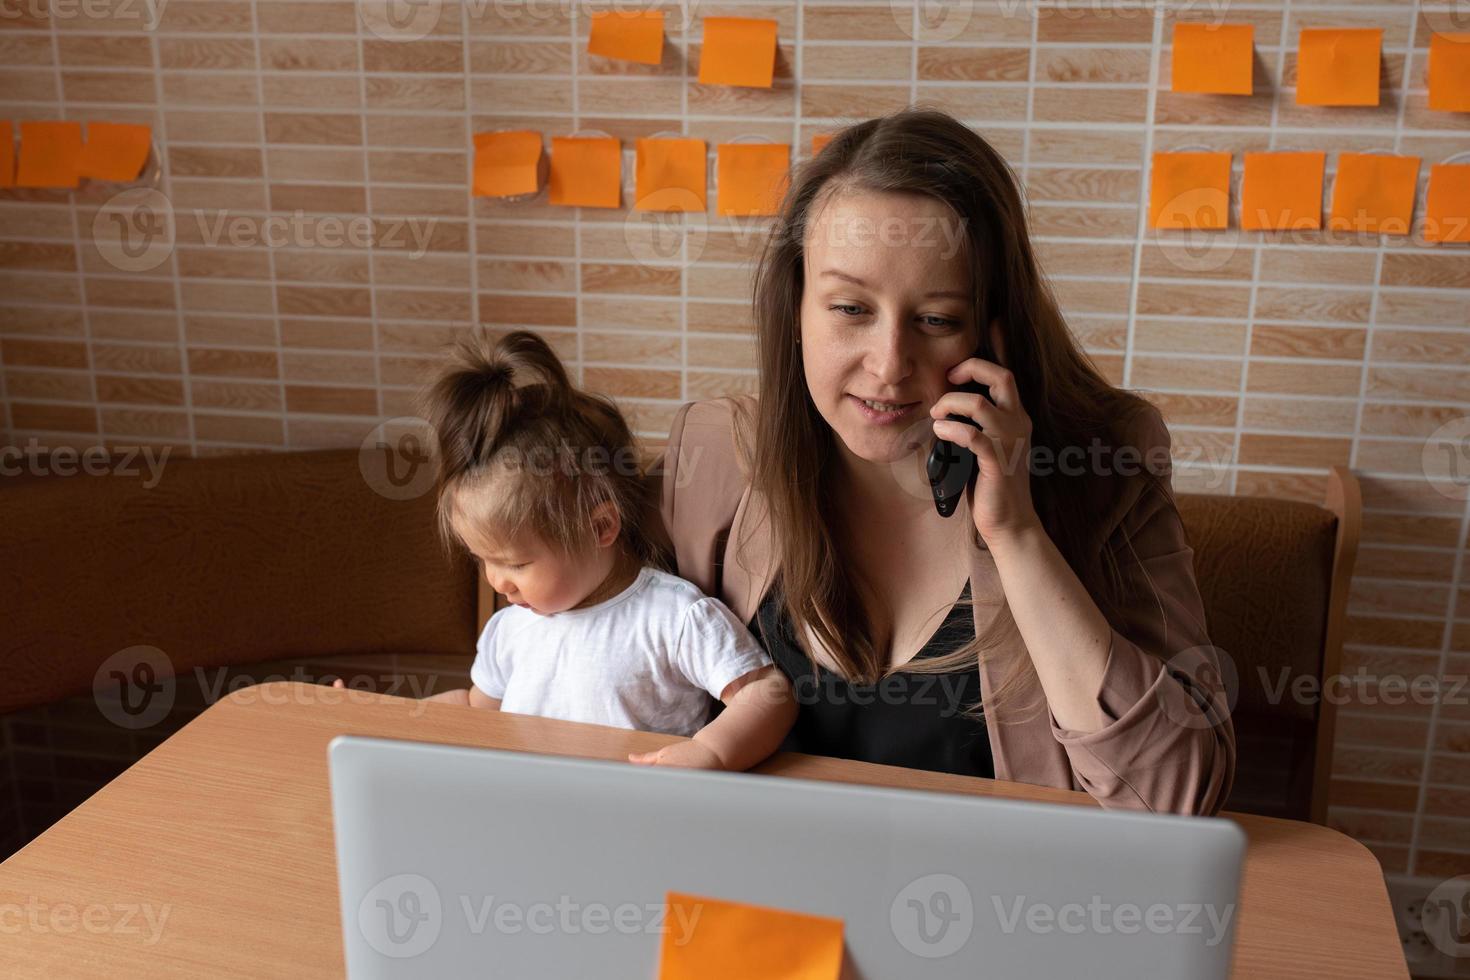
[
  {"left": 419, "top": 327, "right": 663, "bottom": 567},
  {"left": 460, "top": 330, "right": 570, "bottom": 404}
]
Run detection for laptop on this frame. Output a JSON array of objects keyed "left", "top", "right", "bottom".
[{"left": 329, "top": 735, "right": 1245, "bottom": 979}]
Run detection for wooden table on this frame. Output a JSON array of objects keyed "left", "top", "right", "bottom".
[{"left": 0, "top": 681, "right": 1408, "bottom": 978}]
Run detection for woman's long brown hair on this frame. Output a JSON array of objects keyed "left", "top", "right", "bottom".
[{"left": 744, "top": 106, "right": 1171, "bottom": 720}]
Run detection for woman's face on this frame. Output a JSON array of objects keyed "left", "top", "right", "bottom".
[{"left": 799, "top": 188, "right": 988, "bottom": 467}]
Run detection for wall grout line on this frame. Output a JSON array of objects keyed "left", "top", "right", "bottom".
[
  {"left": 1229, "top": 0, "right": 1294, "bottom": 496},
  {"left": 44, "top": 6, "right": 101, "bottom": 443},
  {"left": 145, "top": 4, "right": 197, "bottom": 457},
  {"left": 1355, "top": 0, "right": 1426, "bottom": 879},
  {"left": 353, "top": 1, "right": 383, "bottom": 434},
  {"left": 1120, "top": 6, "right": 1164, "bottom": 393},
  {"left": 249, "top": 0, "right": 286, "bottom": 452},
  {"left": 460, "top": 0, "right": 480, "bottom": 390}
]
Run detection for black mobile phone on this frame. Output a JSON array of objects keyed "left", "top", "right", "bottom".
[{"left": 927, "top": 378, "right": 993, "bottom": 518}]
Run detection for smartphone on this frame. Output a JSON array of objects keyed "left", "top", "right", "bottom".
[{"left": 927, "top": 377, "right": 994, "bottom": 518}]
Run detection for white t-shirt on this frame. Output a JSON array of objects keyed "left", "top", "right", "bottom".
[{"left": 470, "top": 566, "right": 773, "bottom": 737}]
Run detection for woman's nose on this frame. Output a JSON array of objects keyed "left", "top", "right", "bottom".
[{"left": 864, "top": 317, "right": 913, "bottom": 385}]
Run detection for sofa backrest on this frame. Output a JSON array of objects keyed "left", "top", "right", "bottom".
[{"left": 2, "top": 448, "right": 477, "bottom": 714}]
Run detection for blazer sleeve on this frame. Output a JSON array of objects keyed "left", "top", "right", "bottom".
[
  {"left": 658, "top": 398, "right": 750, "bottom": 599},
  {"left": 1045, "top": 406, "right": 1237, "bottom": 817}
]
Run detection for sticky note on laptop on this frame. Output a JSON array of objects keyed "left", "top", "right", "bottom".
[{"left": 658, "top": 891, "right": 844, "bottom": 980}]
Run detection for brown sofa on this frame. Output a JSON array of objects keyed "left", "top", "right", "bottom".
[{"left": 0, "top": 443, "right": 1358, "bottom": 856}]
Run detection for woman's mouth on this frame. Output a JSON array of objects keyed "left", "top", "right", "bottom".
[{"left": 848, "top": 394, "right": 919, "bottom": 425}]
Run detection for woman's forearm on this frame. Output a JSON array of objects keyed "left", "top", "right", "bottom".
[
  {"left": 986, "top": 521, "right": 1114, "bottom": 733},
  {"left": 693, "top": 674, "right": 797, "bottom": 771}
]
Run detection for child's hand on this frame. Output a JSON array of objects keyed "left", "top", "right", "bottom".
[{"left": 628, "top": 738, "right": 725, "bottom": 770}]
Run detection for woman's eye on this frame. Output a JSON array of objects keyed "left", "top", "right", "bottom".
[
  {"left": 828, "top": 303, "right": 865, "bottom": 318},
  {"left": 921, "top": 315, "right": 960, "bottom": 330}
]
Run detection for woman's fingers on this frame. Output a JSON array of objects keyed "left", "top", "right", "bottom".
[
  {"left": 627, "top": 751, "right": 658, "bottom": 765},
  {"left": 931, "top": 419, "right": 992, "bottom": 456},
  {"left": 945, "top": 358, "right": 1018, "bottom": 410},
  {"left": 929, "top": 390, "right": 1003, "bottom": 432}
]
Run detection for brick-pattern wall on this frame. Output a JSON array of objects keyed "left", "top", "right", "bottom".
[{"left": 0, "top": 0, "right": 1466, "bottom": 892}]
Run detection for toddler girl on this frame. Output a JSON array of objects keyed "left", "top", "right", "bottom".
[{"left": 372, "top": 328, "right": 795, "bottom": 771}]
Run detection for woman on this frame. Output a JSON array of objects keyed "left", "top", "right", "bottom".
[{"left": 657, "top": 107, "right": 1235, "bottom": 816}]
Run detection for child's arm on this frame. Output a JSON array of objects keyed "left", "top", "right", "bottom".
[
  {"left": 628, "top": 665, "right": 796, "bottom": 771},
  {"left": 332, "top": 678, "right": 501, "bottom": 710},
  {"left": 423, "top": 685, "right": 502, "bottom": 710}
]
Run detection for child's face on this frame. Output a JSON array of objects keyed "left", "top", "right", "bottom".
[{"left": 461, "top": 524, "right": 609, "bottom": 616}]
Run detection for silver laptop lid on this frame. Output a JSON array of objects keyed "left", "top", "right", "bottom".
[{"left": 329, "top": 735, "right": 1245, "bottom": 979}]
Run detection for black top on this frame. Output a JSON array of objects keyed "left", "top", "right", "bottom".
[{"left": 745, "top": 580, "right": 995, "bottom": 779}]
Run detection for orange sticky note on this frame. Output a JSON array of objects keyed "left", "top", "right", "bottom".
[
  {"left": 1328, "top": 152, "right": 1420, "bottom": 236},
  {"left": 1425, "top": 163, "right": 1470, "bottom": 244},
  {"left": 716, "top": 143, "right": 789, "bottom": 216},
  {"left": 588, "top": 10, "right": 664, "bottom": 66},
  {"left": 657, "top": 891, "right": 843, "bottom": 980},
  {"left": 473, "top": 130, "right": 542, "bottom": 198},
  {"left": 1296, "top": 28, "right": 1381, "bottom": 106},
  {"left": 0, "top": 121, "right": 14, "bottom": 188},
  {"left": 1241, "top": 151, "right": 1325, "bottom": 231},
  {"left": 1172, "top": 23, "right": 1254, "bottom": 95},
  {"left": 699, "top": 17, "right": 778, "bottom": 88},
  {"left": 1149, "top": 151, "right": 1231, "bottom": 230},
  {"left": 16, "top": 120, "right": 83, "bottom": 189},
  {"left": 634, "top": 137, "right": 706, "bottom": 212},
  {"left": 77, "top": 122, "right": 151, "bottom": 182},
  {"left": 1428, "top": 33, "right": 1470, "bottom": 112},
  {"left": 548, "top": 135, "right": 621, "bottom": 209},
  {"left": 812, "top": 133, "right": 834, "bottom": 155}
]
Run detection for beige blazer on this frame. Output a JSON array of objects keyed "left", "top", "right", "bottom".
[{"left": 657, "top": 396, "right": 1236, "bottom": 816}]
